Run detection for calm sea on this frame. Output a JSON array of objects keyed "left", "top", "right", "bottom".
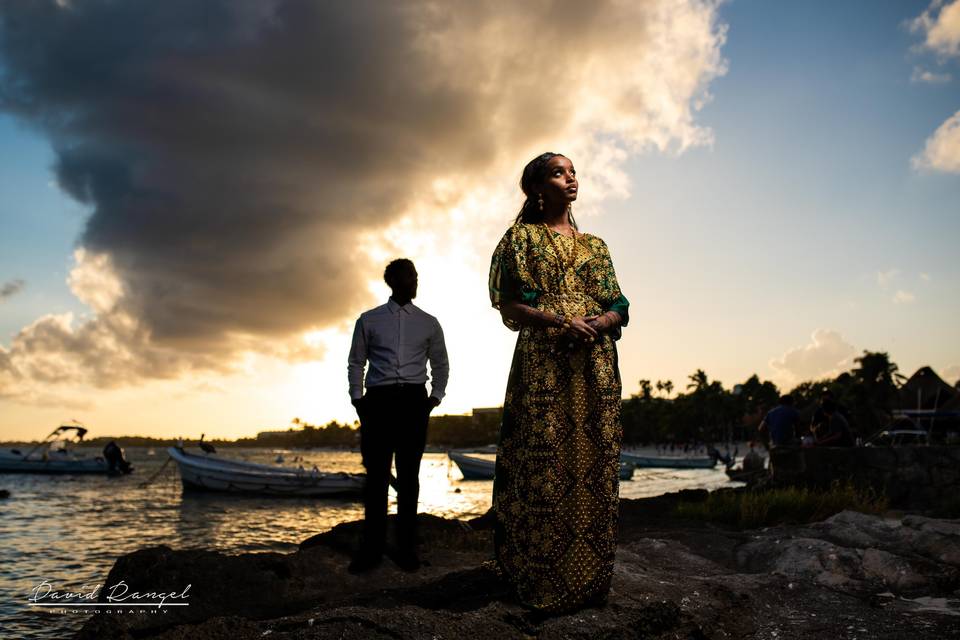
[{"left": 0, "top": 446, "right": 739, "bottom": 639}]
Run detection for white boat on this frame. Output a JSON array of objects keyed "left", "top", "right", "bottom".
[
  {"left": 166, "top": 447, "right": 365, "bottom": 497},
  {"left": 448, "top": 450, "right": 495, "bottom": 479},
  {"left": 620, "top": 452, "right": 717, "bottom": 469},
  {"left": 0, "top": 425, "right": 132, "bottom": 475},
  {"left": 450, "top": 450, "right": 636, "bottom": 481}
]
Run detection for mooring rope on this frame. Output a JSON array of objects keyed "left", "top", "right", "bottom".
[{"left": 137, "top": 455, "right": 173, "bottom": 488}]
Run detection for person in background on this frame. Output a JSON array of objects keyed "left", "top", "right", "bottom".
[
  {"left": 758, "top": 394, "right": 800, "bottom": 448},
  {"left": 810, "top": 390, "right": 856, "bottom": 443},
  {"left": 346, "top": 258, "right": 449, "bottom": 573},
  {"left": 742, "top": 442, "right": 765, "bottom": 471},
  {"left": 814, "top": 399, "right": 854, "bottom": 447}
]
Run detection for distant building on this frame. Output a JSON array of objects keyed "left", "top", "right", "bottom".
[
  {"left": 898, "top": 366, "right": 957, "bottom": 411},
  {"left": 895, "top": 366, "right": 960, "bottom": 439}
]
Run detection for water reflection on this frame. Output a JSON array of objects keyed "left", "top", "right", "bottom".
[{"left": 0, "top": 445, "right": 739, "bottom": 639}]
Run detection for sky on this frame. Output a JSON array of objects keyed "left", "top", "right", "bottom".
[{"left": 1, "top": 0, "right": 958, "bottom": 441}]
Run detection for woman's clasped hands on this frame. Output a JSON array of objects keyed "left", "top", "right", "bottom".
[{"left": 563, "top": 315, "right": 598, "bottom": 344}]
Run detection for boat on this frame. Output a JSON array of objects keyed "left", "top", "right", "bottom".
[
  {"left": 725, "top": 466, "right": 767, "bottom": 483},
  {"left": 0, "top": 425, "right": 133, "bottom": 475},
  {"left": 166, "top": 446, "right": 365, "bottom": 497},
  {"left": 448, "top": 450, "right": 495, "bottom": 479},
  {"left": 620, "top": 451, "right": 717, "bottom": 469},
  {"left": 449, "top": 450, "right": 635, "bottom": 481}
]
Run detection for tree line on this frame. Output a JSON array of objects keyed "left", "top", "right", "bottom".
[
  {"left": 621, "top": 350, "right": 908, "bottom": 444},
  {"left": 19, "top": 350, "right": 921, "bottom": 450}
]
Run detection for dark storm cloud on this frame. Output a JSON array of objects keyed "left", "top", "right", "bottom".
[
  {"left": 0, "top": 279, "right": 25, "bottom": 300},
  {"left": 0, "top": 0, "right": 726, "bottom": 397},
  {"left": 0, "top": 0, "right": 515, "bottom": 348}
]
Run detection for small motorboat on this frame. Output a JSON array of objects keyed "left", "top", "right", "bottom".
[
  {"left": 0, "top": 424, "right": 133, "bottom": 475},
  {"left": 620, "top": 451, "right": 717, "bottom": 469},
  {"left": 166, "top": 446, "right": 365, "bottom": 497},
  {"left": 449, "top": 450, "right": 636, "bottom": 482},
  {"left": 448, "top": 450, "right": 495, "bottom": 480},
  {"left": 725, "top": 466, "right": 767, "bottom": 483}
]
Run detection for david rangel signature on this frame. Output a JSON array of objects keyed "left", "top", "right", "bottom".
[{"left": 29, "top": 580, "right": 191, "bottom": 608}]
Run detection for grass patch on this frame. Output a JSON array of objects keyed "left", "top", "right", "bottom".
[{"left": 675, "top": 481, "right": 888, "bottom": 529}]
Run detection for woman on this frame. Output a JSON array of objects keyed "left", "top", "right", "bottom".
[{"left": 488, "top": 152, "right": 629, "bottom": 613}]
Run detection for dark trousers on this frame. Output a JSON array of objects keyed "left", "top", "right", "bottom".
[{"left": 357, "top": 383, "right": 430, "bottom": 556}]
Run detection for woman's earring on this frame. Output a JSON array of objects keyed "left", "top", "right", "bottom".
[{"left": 538, "top": 194, "right": 544, "bottom": 211}]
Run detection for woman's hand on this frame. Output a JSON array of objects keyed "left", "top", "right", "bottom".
[
  {"left": 584, "top": 311, "right": 621, "bottom": 334},
  {"left": 563, "top": 316, "right": 599, "bottom": 343}
]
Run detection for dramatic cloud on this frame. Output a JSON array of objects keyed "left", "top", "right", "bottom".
[
  {"left": 0, "top": 249, "right": 326, "bottom": 404},
  {"left": 0, "top": 0, "right": 726, "bottom": 398},
  {"left": 912, "top": 109, "right": 960, "bottom": 173},
  {"left": 910, "top": 0, "right": 960, "bottom": 58},
  {"left": 0, "top": 279, "right": 25, "bottom": 300},
  {"left": 769, "top": 329, "right": 857, "bottom": 382},
  {"left": 909, "top": 2, "right": 960, "bottom": 174}
]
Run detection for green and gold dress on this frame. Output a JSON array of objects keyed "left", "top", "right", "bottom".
[{"left": 488, "top": 222, "right": 629, "bottom": 613}]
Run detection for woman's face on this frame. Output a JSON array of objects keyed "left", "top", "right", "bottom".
[{"left": 539, "top": 155, "right": 578, "bottom": 207}]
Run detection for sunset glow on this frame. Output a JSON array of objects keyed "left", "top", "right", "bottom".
[{"left": 2, "top": 1, "right": 959, "bottom": 442}]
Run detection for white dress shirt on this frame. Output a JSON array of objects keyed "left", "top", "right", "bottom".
[{"left": 347, "top": 298, "right": 449, "bottom": 402}]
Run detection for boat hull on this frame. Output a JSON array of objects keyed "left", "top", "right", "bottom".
[
  {"left": 620, "top": 452, "right": 717, "bottom": 469},
  {"left": 449, "top": 451, "right": 636, "bottom": 482},
  {"left": 448, "top": 451, "right": 495, "bottom": 480},
  {"left": 167, "top": 448, "right": 365, "bottom": 498},
  {"left": 0, "top": 451, "right": 109, "bottom": 474}
]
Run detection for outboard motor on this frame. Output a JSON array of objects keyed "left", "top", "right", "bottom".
[{"left": 102, "top": 441, "right": 133, "bottom": 475}]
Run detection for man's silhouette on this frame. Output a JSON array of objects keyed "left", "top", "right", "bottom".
[{"left": 347, "top": 258, "right": 449, "bottom": 573}]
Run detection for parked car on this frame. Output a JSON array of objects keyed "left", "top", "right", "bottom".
[{"left": 864, "top": 429, "right": 929, "bottom": 447}]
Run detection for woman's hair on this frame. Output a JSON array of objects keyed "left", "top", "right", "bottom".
[{"left": 514, "top": 152, "right": 578, "bottom": 229}]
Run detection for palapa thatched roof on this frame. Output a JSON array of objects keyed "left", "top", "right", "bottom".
[{"left": 898, "top": 366, "right": 957, "bottom": 410}]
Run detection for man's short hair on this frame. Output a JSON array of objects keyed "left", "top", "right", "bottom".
[
  {"left": 779, "top": 394, "right": 794, "bottom": 405},
  {"left": 384, "top": 258, "right": 415, "bottom": 287}
]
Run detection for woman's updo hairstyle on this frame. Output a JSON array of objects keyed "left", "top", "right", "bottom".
[{"left": 514, "top": 151, "right": 578, "bottom": 229}]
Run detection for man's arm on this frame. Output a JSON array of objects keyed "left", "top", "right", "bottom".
[
  {"left": 427, "top": 320, "right": 449, "bottom": 406},
  {"left": 347, "top": 317, "right": 367, "bottom": 403}
]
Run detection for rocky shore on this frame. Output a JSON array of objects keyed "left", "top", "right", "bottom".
[{"left": 77, "top": 491, "right": 960, "bottom": 639}]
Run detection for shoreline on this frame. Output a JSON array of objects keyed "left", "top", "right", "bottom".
[{"left": 74, "top": 490, "right": 960, "bottom": 639}]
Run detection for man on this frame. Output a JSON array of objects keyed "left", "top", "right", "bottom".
[
  {"left": 810, "top": 390, "right": 855, "bottom": 442},
  {"left": 347, "top": 258, "right": 449, "bottom": 573},
  {"left": 814, "top": 399, "right": 854, "bottom": 447},
  {"left": 758, "top": 394, "right": 800, "bottom": 448}
]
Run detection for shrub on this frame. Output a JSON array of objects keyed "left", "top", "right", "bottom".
[{"left": 675, "top": 481, "right": 888, "bottom": 529}]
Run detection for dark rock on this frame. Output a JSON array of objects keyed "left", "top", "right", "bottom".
[{"left": 75, "top": 498, "right": 960, "bottom": 640}]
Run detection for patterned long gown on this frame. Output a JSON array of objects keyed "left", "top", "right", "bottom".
[{"left": 488, "top": 222, "right": 630, "bottom": 613}]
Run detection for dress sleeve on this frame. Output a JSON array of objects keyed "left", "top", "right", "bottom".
[
  {"left": 488, "top": 224, "right": 534, "bottom": 331},
  {"left": 583, "top": 237, "right": 629, "bottom": 336}
]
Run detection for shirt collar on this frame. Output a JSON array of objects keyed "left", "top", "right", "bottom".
[{"left": 387, "top": 298, "right": 414, "bottom": 314}]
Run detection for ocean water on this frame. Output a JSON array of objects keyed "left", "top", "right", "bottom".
[{"left": 0, "top": 446, "right": 738, "bottom": 639}]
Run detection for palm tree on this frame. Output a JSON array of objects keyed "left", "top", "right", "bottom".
[
  {"left": 687, "top": 369, "right": 709, "bottom": 392},
  {"left": 637, "top": 379, "right": 653, "bottom": 400}
]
